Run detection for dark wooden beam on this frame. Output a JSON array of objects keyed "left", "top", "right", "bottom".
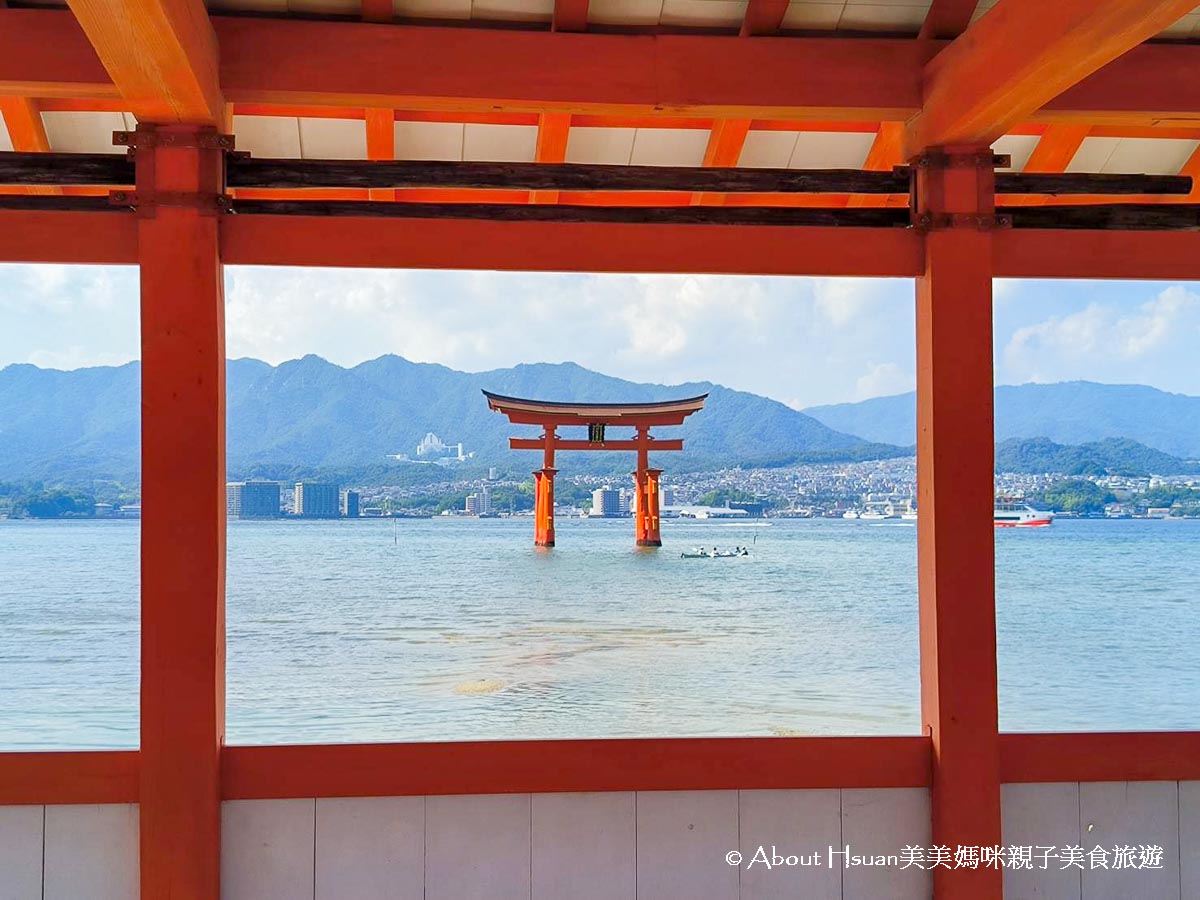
[
  {"left": 919, "top": 0, "right": 980, "bottom": 40},
  {"left": 1002, "top": 203, "right": 1200, "bottom": 230},
  {"left": 998, "top": 172, "right": 1192, "bottom": 195},
  {"left": 228, "top": 200, "right": 910, "bottom": 227},
  {"left": 226, "top": 159, "right": 909, "bottom": 194},
  {"left": 0, "top": 151, "right": 134, "bottom": 185},
  {"left": 0, "top": 153, "right": 1191, "bottom": 200}
]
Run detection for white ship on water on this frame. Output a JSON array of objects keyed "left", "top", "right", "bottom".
[{"left": 994, "top": 498, "right": 1054, "bottom": 528}]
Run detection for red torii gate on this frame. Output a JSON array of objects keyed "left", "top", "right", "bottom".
[{"left": 483, "top": 391, "right": 707, "bottom": 547}]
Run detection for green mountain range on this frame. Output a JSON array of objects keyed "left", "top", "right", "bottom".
[
  {"left": 996, "top": 437, "right": 1200, "bottom": 477},
  {"left": 0, "top": 355, "right": 896, "bottom": 484},
  {"left": 805, "top": 381, "right": 1200, "bottom": 459}
]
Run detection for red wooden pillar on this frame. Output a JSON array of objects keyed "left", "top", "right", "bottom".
[
  {"left": 634, "top": 468, "right": 662, "bottom": 546},
  {"left": 534, "top": 427, "right": 556, "bottom": 547},
  {"left": 136, "top": 123, "right": 227, "bottom": 898},
  {"left": 914, "top": 146, "right": 1003, "bottom": 899}
]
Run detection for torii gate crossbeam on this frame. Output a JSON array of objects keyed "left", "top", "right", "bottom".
[{"left": 483, "top": 391, "right": 708, "bottom": 548}]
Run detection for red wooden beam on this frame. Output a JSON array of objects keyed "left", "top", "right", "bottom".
[
  {"left": 907, "top": 0, "right": 1200, "bottom": 153},
  {"left": 999, "top": 732, "right": 1200, "bottom": 783},
  {"left": 136, "top": 125, "right": 227, "bottom": 897},
  {"left": 740, "top": 0, "right": 789, "bottom": 36},
  {"left": 531, "top": 112, "right": 571, "bottom": 204},
  {"left": 847, "top": 121, "right": 905, "bottom": 208},
  {"left": 693, "top": 118, "right": 750, "bottom": 206},
  {"left": 0, "top": 208, "right": 137, "bottom": 262},
  {"left": 915, "top": 150, "right": 1002, "bottom": 899},
  {"left": 993, "top": 228, "right": 1200, "bottom": 279},
  {"left": 552, "top": 0, "right": 589, "bottom": 32},
  {"left": 1006, "top": 123, "right": 1090, "bottom": 205},
  {"left": 360, "top": 0, "right": 393, "bottom": 23},
  {"left": 364, "top": 107, "right": 396, "bottom": 201},
  {"left": 64, "top": 0, "right": 223, "bottom": 124},
  {"left": 223, "top": 737, "right": 931, "bottom": 799},
  {"left": 918, "top": 0, "right": 979, "bottom": 40},
  {"left": 0, "top": 751, "right": 139, "bottom": 805},
  {"left": 0, "top": 96, "right": 60, "bottom": 197},
  {"left": 215, "top": 19, "right": 926, "bottom": 120},
  {"left": 511, "top": 438, "right": 684, "bottom": 451},
  {"left": 222, "top": 215, "right": 926, "bottom": 274}
]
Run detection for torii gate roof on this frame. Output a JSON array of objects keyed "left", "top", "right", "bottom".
[{"left": 482, "top": 390, "right": 707, "bottom": 426}]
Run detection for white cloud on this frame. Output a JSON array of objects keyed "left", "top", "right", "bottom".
[
  {"left": 854, "top": 362, "right": 916, "bottom": 400},
  {"left": 1003, "top": 286, "right": 1200, "bottom": 383}
]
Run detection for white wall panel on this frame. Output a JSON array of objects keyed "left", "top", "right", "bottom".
[
  {"left": 0, "top": 805, "right": 43, "bottom": 900},
  {"left": 425, "top": 793, "right": 530, "bottom": 900},
  {"left": 840, "top": 788, "right": 930, "bottom": 900},
  {"left": 222, "top": 798, "right": 315, "bottom": 900},
  {"left": 43, "top": 803, "right": 138, "bottom": 900},
  {"left": 531, "top": 792, "right": 635, "bottom": 900},
  {"left": 739, "top": 789, "right": 841, "bottom": 900},
  {"left": 315, "top": 797, "right": 423, "bottom": 900},
  {"left": 1079, "top": 782, "right": 1179, "bottom": 900},
  {"left": 1001, "top": 782, "right": 1082, "bottom": 900},
  {"left": 1182, "top": 781, "right": 1200, "bottom": 900},
  {"left": 635, "top": 790, "right": 739, "bottom": 900}
]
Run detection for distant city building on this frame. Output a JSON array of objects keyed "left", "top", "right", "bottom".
[
  {"left": 227, "top": 481, "right": 281, "bottom": 519},
  {"left": 488, "top": 467, "right": 498, "bottom": 480},
  {"left": 465, "top": 485, "right": 493, "bottom": 516},
  {"left": 660, "top": 487, "right": 676, "bottom": 507},
  {"left": 342, "top": 490, "right": 360, "bottom": 518},
  {"left": 591, "top": 487, "right": 621, "bottom": 518},
  {"left": 294, "top": 481, "right": 340, "bottom": 518},
  {"left": 93, "top": 502, "right": 115, "bottom": 517}
]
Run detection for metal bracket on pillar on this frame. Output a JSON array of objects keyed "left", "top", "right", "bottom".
[
  {"left": 911, "top": 151, "right": 1010, "bottom": 171},
  {"left": 108, "top": 190, "right": 233, "bottom": 216},
  {"left": 911, "top": 212, "right": 1012, "bottom": 233},
  {"left": 907, "top": 148, "right": 1008, "bottom": 232},
  {"left": 111, "top": 126, "right": 236, "bottom": 219},
  {"left": 113, "top": 129, "right": 237, "bottom": 152}
]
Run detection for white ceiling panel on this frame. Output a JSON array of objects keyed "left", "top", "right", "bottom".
[
  {"left": 788, "top": 131, "right": 875, "bottom": 168},
  {"left": 288, "top": 0, "right": 358, "bottom": 13},
  {"left": 40, "top": 111, "right": 131, "bottom": 154},
  {"left": 659, "top": 0, "right": 747, "bottom": 28},
  {"left": 1159, "top": 11, "right": 1200, "bottom": 38},
  {"left": 565, "top": 127, "right": 637, "bottom": 165},
  {"left": 394, "top": 122, "right": 464, "bottom": 161},
  {"left": 1101, "top": 137, "right": 1199, "bottom": 175},
  {"left": 992, "top": 134, "right": 1040, "bottom": 172},
  {"left": 1065, "top": 137, "right": 1120, "bottom": 173},
  {"left": 393, "top": 0, "right": 471, "bottom": 17},
  {"left": 233, "top": 115, "right": 302, "bottom": 158},
  {"left": 840, "top": 2, "right": 929, "bottom": 33},
  {"left": 462, "top": 124, "right": 538, "bottom": 162},
  {"left": 629, "top": 128, "right": 709, "bottom": 166},
  {"left": 0, "top": 120, "right": 12, "bottom": 152},
  {"left": 587, "top": 0, "right": 663, "bottom": 25},
  {"left": 298, "top": 118, "right": 367, "bottom": 159},
  {"left": 738, "top": 131, "right": 799, "bottom": 168},
  {"left": 780, "top": 2, "right": 844, "bottom": 30},
  {"left": 471, "top": 0, "right": 552, "bottom": 20},
  {"left": 207, "top": 0, "right": 287, "bottom": 12}
]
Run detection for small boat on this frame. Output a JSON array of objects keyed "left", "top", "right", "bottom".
[
  {"left": 860, "top": 509, "right": 888, "bottom": 521},
  {"left": 994, "top": 498, "right": 1054, "bottom": 528},
  {"left": 681, "top": 547, "right": 751, "bottom": 559},
  {"left": 842, "top": 509, "right": 860, "bottom": 520}
]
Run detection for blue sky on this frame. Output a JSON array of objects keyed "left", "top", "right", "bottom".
[{"left": 0, "top": 264, "right": 1197, "bottom": 409}]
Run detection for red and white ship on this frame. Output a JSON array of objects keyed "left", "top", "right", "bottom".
[{"left": 994, "top": 497, "right": 1054, "bottom": 527}]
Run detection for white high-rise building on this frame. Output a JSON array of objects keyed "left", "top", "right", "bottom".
[{"left": 591, "top": 487, "right": 621, "bottom": 518}]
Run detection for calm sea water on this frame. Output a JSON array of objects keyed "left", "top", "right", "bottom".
[{"left": 1, "top": 517, "right": 1197, "bottom": 749}]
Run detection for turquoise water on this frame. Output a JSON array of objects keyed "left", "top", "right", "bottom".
[{"left": 0, "top": 517, "right": 1197, "bottom": 749}]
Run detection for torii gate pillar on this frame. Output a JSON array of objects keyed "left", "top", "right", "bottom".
[
  {"left": 634, "top": 467, "right": 663, "bottom": 547},
  {"left": 533, "top": 468, "right": 556, "bottom": 547}
]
